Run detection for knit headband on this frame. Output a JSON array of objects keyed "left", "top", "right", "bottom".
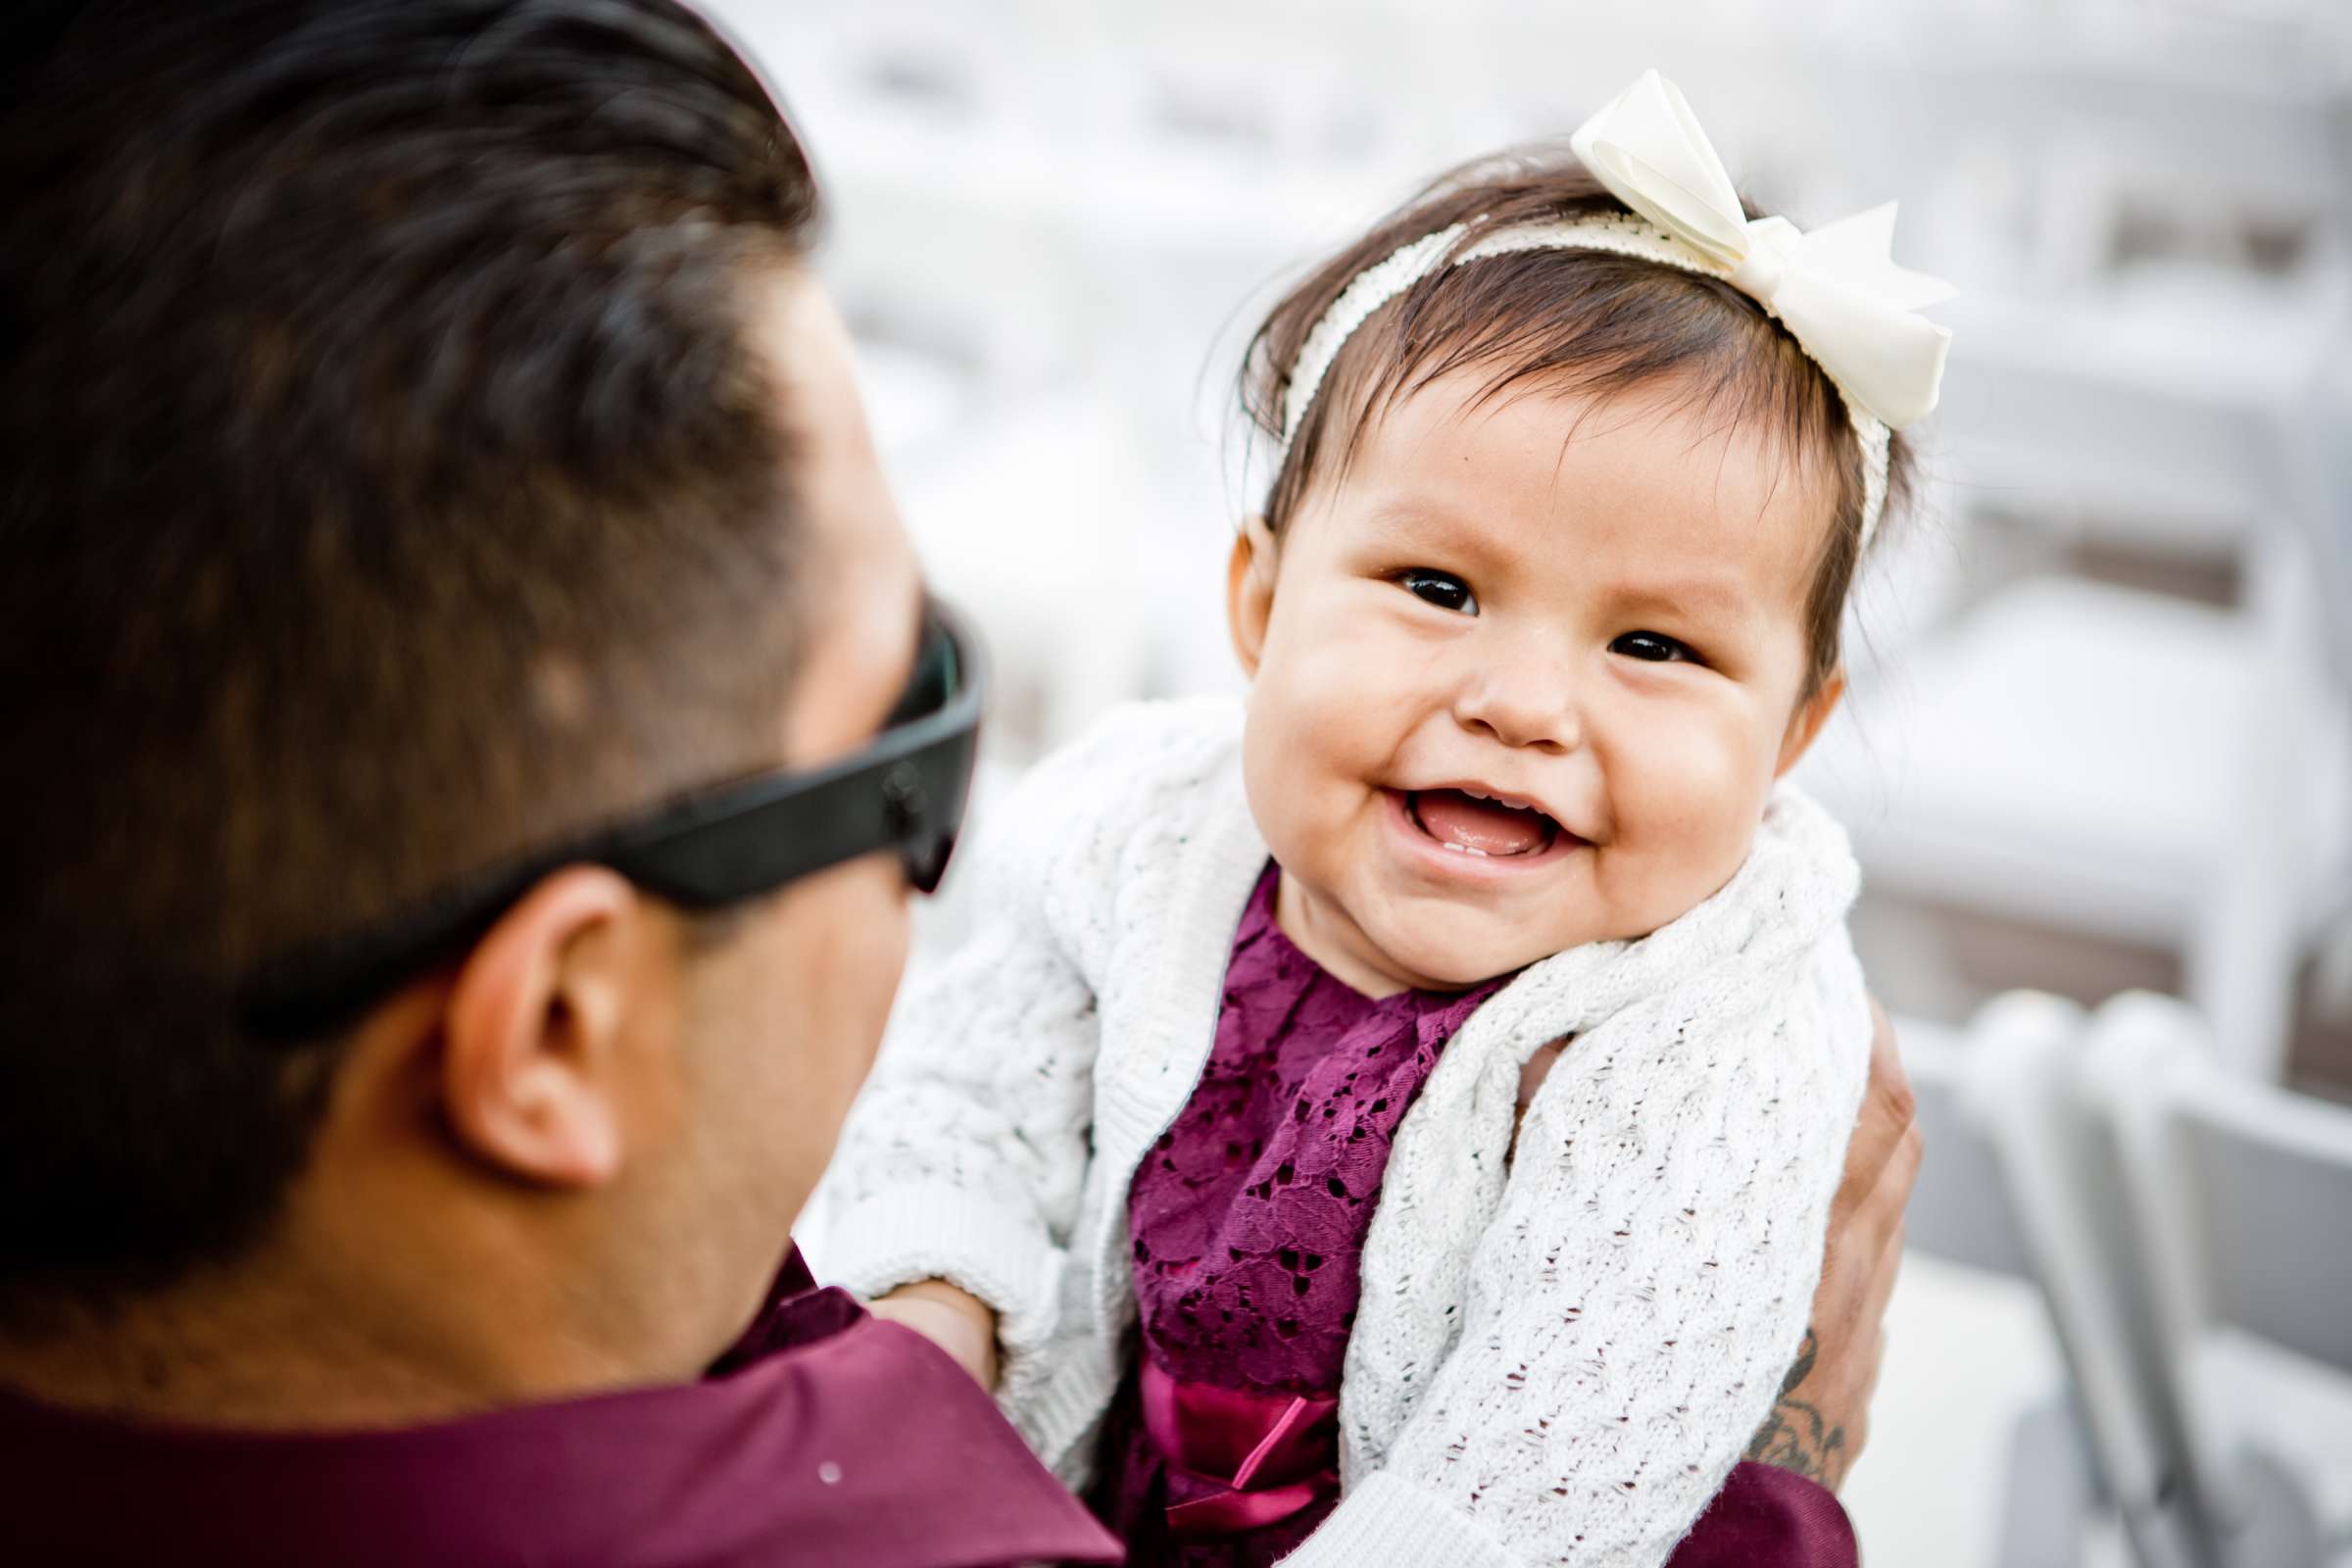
[{"left": 1279, "top": 70, "right": 1956, "bottom": 545}]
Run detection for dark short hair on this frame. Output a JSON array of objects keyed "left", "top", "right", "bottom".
[
  {"left": 1241, "top": 149, "right": 1916, "bottom": 699},
  {"left": 0, "top": 0, "right": 821, "bottom": 1326}
]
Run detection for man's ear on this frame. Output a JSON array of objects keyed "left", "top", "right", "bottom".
[
  {"left": 1775, "top": 668, "right": 1846, "bottom": 779},
  {"left": 440, "top": 865, "right": 658, "bottom": 1189},
  {"left": 1226, "top": 514, "right": 1279, "bottom": 678}
]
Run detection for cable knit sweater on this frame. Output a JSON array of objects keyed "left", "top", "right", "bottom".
[{"left": 823, "top": 696, "right": 1875, "bottom": 1567}]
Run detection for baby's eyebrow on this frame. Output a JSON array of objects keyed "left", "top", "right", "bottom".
[
  {"left": 1355, "top": 498, "right": 1514, "bottom": 562},
  {"left": 1603, "top": 575, "right": 1750, "bottom": 617}
]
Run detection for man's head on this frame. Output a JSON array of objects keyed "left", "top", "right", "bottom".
[{"left": 0, "top": 0, "right": 922, "bottom": 1396}]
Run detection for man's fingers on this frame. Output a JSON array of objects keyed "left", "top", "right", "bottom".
[
  {"left": 1837, "top": 1000, "right": 1922, "bottom": 1220},
  {"left": 1862, "top": 1214, "right": 1906, "bottom": 1326},
  {"left": 1855, "top": 1217, "right": 1905, "bottom": 1419},
  {"left": 1820, "top": 1049, "right": 1921, "bottom": 1331},
  {"left": 1870, "top": 1119, "right": 1926, "bottom": 1235},
  {"left": 1864, "top": 998, "right": 1920, "bottom": 1134},
  {"left": 1872, "top": 1005, "right": 1909, "bottom": 1104},
  {"left": 1786, "top": 1004, "right": 1921, "bottom": 1491},
  {"left": 1842, "top": 1118, "right": 1923, "bottom": 1271},
  {"left": 1817, "top": 1204, "right": 1902, "bottom": 1348}
]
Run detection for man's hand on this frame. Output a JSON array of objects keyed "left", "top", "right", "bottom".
[
  {"left": 1746, "top": 998, "right": 1922, "bottom": 1492},
  {"left": 867, "top": 1279, "right": 1002, "bottom": 1392}
]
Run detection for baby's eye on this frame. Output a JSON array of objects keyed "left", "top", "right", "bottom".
[
  {"left": 1611, "top": 631, "right": 1699, "bottom": 664},
  {"left": 1398, "top": 569, "right": 1477, "bottom": 615}
]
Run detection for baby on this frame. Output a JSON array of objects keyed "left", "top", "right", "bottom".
[{"left": 828, "top": 71, "right": 1951, "bottom": 1567}]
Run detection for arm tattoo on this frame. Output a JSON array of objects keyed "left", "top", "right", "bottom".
[{"left": 1743, "top": 1329, "right": 1849, "bottom": 1490}]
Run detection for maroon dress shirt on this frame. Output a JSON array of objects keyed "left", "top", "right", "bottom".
[{"left": 0, "top": 1249, "right": 1121, "bottom": 1567}]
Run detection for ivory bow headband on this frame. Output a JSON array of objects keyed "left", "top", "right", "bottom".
[{"left": 1279, "top": 69, "right": 1956, "bottom": 544}]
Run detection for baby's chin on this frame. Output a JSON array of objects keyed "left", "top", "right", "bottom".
[{"left": 1352, "top": 907, "right": 1588, "bottom": 995}]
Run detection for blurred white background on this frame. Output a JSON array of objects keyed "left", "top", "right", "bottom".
[{"left": 705, "top": 2, "right": 2352, "bottom": 1562}]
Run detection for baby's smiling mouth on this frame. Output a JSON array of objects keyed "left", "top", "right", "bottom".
[{"left": 1404, "top": 787, "right": 1560, "bottom": 858}]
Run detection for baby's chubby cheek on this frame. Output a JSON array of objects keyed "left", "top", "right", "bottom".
[
  {"left": 1241, "top": 696, "right": 1358, "bottom": 875},
  {"left": 1592, "top": 743, "right": 1772, "bottom": 934},
  {"left": 1243, "top": 640, "right": 1396, "bottom": 807}
]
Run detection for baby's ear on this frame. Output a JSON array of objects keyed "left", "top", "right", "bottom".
[
  {"left": 1774, "top": 668, "right": 1846, "bottom": 779},
  {"left": 1226, "top": 515, "right": 1279, "bottom": 677}
]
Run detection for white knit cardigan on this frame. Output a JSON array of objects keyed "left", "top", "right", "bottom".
[{"left": 823, "top": 696, "right": 1875, "bottom": 1567}]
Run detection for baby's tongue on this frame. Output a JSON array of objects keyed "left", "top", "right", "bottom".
[{"left": 1411, "top": 789, "right": 1551, "bottom": 856}]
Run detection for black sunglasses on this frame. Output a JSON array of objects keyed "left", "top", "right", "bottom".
[{"left": 235, "top": 599, "right": 985, "bottom": 1042}]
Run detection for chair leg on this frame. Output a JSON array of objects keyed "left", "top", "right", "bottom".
[
  {"left": 2185, "top": 518, "right": 2340, "bottom": 1083},
  {"left": 2208, "top": 1448, "right": 2324, "bottom": 1568},
  {"left": 2183, "top": 898, "right": 2300, "bottom": 1085},
  {"left": 1998, "top": 1394, "right": 2098, "bottom": 1568}
]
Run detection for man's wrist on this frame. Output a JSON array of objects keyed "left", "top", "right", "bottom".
[{"left": 1742, "top": 1328, "right": 1853, "bottom": 1492}]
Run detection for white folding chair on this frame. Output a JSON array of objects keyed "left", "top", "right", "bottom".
[
  {"left": 1804, "top": 546, "right": 2352, "bottom": 1083},
  {"left": 1902, "top": 1005, "right": 2106, "bottom": 1568},
  {"left": 2101, "top": 993, "right": 2352, "bottom": 1568},
  {"left": 1802, "top": 98, "right": 2352, "bottom": 1084},
  {"left": 1920, "top": 991, "right": 2214, "bottom": 1568}
]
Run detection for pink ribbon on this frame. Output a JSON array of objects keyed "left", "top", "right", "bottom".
[{"left": 1140, "top": 1361, "right": 1340, "bottom": 1540}]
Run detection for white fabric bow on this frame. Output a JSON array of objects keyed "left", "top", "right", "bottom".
[{"left": 1570, "top": 70, "right": 1954, "bottom": 429}]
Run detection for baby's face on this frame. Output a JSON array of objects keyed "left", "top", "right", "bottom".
[{"left": 1234, "top": 368, "right": 1841, "bottom": 996}]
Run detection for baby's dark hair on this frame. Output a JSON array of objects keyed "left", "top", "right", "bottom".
[{"left": 1239, "top": 148, "right": 1915, "bottom": 699}]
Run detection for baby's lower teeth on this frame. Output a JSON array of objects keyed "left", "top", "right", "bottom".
[{"left": 1443, "top": 841, "right": 1490, "bottom": 857}]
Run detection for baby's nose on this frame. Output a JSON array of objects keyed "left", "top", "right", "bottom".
[{"left": 1453, "top": 662, "right": 1580, "bottom": 754}]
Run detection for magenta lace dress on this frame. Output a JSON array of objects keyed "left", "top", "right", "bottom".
[
  {"left": 1086, "top": 865, "right": 1501, "bottom": 1565},
  {"left": 1083, "top": 864, "right": 1863, "bottom": 1568}
]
